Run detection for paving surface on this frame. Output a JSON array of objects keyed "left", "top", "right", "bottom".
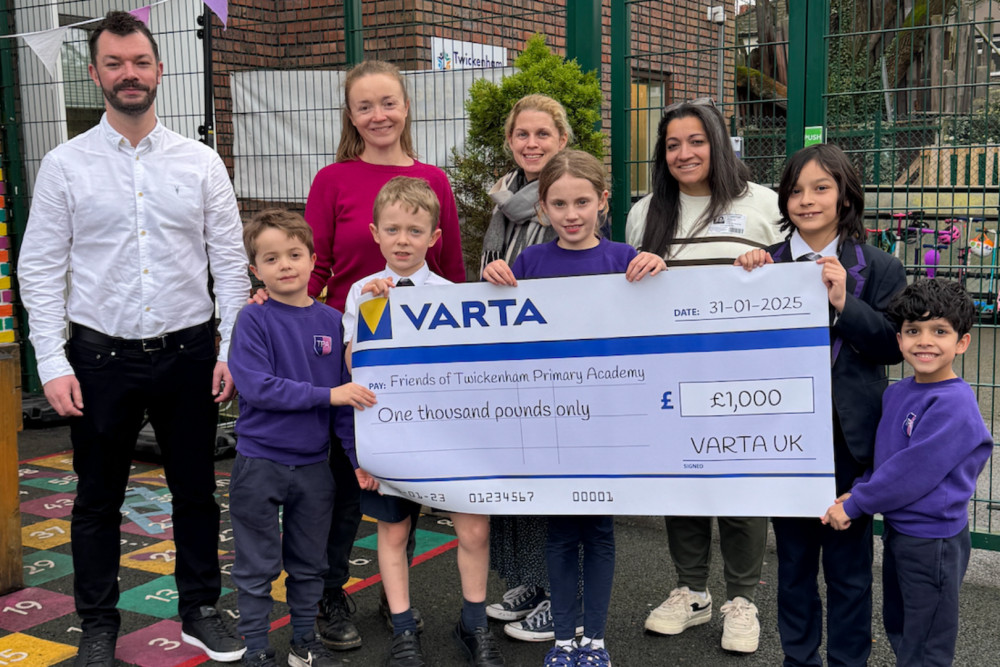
[{"left": 7, "top": 424, "right": 1000, "bottom": 666}]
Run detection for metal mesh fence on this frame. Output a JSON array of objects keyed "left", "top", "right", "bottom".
[{"left": 824, "top": 0, "right": 1000, "bottom": 544}]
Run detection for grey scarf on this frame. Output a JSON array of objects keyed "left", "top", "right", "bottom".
[{"left": 479, "top": 170, "right": 556, "bottom": 275}]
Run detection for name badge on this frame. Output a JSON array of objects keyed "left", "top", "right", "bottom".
[{"left": 707, "top": 213, "right": 747, "bottom": 235}]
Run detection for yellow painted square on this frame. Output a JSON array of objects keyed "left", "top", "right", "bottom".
[
  {"left": 28, "top": 454, "right": 75, "bottom": 471},
  {"left": 0, "top": 633, "right": 77, "bottom": 666},
  {"left": 0, "top": 330, "right": 13, "bottom": 343},
  {"left": 346, "top": 576, "right": 363, "bottom": 588},
  {"left": 121, "top": 540, "right": 178, "bottom": 575},
  {"left": 271, "top": 571, "right": 288, "bottom": 603},
  {"left": 129, "top": 468, "right": 168, "bottom": 487},
  {"left": 22, "top": 519, "right": 72, "bottom": 549},
  {"left": 0, "top": 277, "right": 9, "bottom": 289}
]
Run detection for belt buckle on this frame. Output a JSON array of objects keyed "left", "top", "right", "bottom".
[{"left": 141, "top": 335, "right": 167, "bottom": 352}]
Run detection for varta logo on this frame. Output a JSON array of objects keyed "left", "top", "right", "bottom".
[
  {"left": 401, "top": 299, "right": 546, "bottom": 329},
  {"left": 356, "top": 297, "right": 546, "bottom": 344}
]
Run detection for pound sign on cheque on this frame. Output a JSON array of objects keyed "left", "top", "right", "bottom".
[{"left": 660, "top": 391, "right": 673, "bottom": 410}]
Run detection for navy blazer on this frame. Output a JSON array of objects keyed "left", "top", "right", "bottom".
[{"left": 770, "top": 237, "right": 906, "bottom": 466}]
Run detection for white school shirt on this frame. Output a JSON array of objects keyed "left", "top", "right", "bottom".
[
  {"left": 342, "top": 263, "right": 452, "bottom": 344},
  {"left": 18, "top": 114, "right": 250, "bottom": 385},
  {"left": 789, "top": 230, "right": 838, "bottom": 260}
]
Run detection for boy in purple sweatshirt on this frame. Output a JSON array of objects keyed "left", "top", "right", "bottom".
[
  {"left": 823, "top": 278, "right": 992, "bottom": 666},
  {"left": 227, "top": 210, "right": 376, "bottom": 667}
]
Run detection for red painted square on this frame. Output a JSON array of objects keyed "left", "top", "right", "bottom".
[
  {"left": 0, "top": 587, "right": 75, "bottom": 632},
  {"left": 121, "top": 515, "right": 175, "bottom": 541},
  {"left": 117, "top": 619, "right": 206, "bottom": 666},
  {"left": 20, "top": 493, "right": 75, "bottom": 518}
]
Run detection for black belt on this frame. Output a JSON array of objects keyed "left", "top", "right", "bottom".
[{"left": 70, "top": 322, "right": 212, "bottom": 353}]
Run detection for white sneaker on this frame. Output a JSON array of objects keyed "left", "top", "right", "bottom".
[
  {"left": 644, "top": 587, "right": 712, "bottom": 635},
  {"left": 720, "top": 597, "right": 760, "bottom": 653}
]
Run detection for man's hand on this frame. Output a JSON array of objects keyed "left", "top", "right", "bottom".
[
  {"left": 213, "top": 361, "right": 235, "bottom": 402},
  {"left": 43, "top": 374, "right": 84, "bottom": 417}
]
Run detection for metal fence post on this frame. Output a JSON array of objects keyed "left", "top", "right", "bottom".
[
  {"left": 609, "top": 0, "right": 630, "bottom": 242},
  {"left": 344, "top": 0, "right": 363, "bottom": 66},
  {"left": 566, "top": 0, "right": 602, "bottom": 83},
  {"left": 803, "top": 0, "right": 829, "bottom": 143},
  {"left": 785, "top": 2, "right": 807, "bottom": 155}
]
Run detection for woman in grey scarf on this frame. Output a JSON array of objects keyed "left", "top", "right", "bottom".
[
  {"left": 479, "top": 94, "right": 571, "bottom": 273},
  {"left": 481, "top": 95, "right": 575, "bottom": 643}
]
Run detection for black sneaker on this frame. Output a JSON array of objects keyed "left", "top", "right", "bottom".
[
  {"left": 181, "top": 605, "right": 246, "bottom": 662},
  {"left": 452, "top": 622, "right": 505, "bottom": 666},
  {"left": 378, "top": 588, "right": 424, "bottom": 633},
  {"left": 75, "top": 632, "right": 116, "bottom": 667},
  {"left": 242, "top": 647, "right": 278, "bottom": 667},
  {"left": 385, "top": 630, "right": 425, "bottom": 667},
  {"left": 316, "top": 588, "right": 362, "bottom": 650},
  {"left": 289, "top": 633, "right": 343, "bottom": 667}
]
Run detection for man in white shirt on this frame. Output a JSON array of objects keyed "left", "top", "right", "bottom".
[{"left": 17, "top": 12, "right": 248, "bottom": 667}]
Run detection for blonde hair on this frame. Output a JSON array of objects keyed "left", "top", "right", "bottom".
[
  {"left": 244, "top": 209, "right": 314, "bottom": 264},
  {"left": 373, "top": 176, "right": 441, "bottom": 230},
  {"left": 537, "top": 149, "right": 607, "bottom": 204},
  {"left": 336, "top": 60, "right": 416, "bottom": 163},
  {"left": 503, "top": 94, "right": 573, "bottom": 156}
]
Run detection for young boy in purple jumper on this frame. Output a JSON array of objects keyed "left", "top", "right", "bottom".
[
  {"left": 824, "top": 278, "right": 992, "bottom": 667},
  {"left": 228, "top": 210, "right": 376, "bottom": 667}
]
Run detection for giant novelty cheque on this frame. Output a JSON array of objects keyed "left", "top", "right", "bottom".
[{"left": 351, "top": 263, "right": 835, "bottom": 516}]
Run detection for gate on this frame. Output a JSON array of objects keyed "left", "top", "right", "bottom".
[{"left": 616, "top": 0, "right": 1000, "bottom": 548}]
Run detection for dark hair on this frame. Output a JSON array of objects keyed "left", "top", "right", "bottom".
[
  {"left": 888, "top": 279, "right": 974, "bottom": 336},
  {"left": 243, "top": 209, "right": 314, "bottom": 264},
  {"left": 88, "top": 11, "right": 159, "bottom": 66},
  {"left": 640, "top": 101, "right": 750, "bottom": 258},
  {"left": 373, "top": 176, "right": 441, "bottom": 230},
  {"left": 777, "top": 143, "right": 866, "bottom": 245}
]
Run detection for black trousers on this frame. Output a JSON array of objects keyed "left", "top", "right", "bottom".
[
  {"left": 67, "top": 324, "right": 222, "bottom": 633},
  {"left": 323, "top": 439, "right": 417, "bottom": 591}
]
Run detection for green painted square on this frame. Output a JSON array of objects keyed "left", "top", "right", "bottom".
[
  {"left": 354, "top": 528, "right": 455, "bottom": 556},
  {"left": 119, "top": 575, "right": 233, "bottom": 619},
  {"left": 22, "top": 551, "right": 74, "bottom": 586},
  {"left": 22, "top": 476, "right": 78, "bottom": 493}
]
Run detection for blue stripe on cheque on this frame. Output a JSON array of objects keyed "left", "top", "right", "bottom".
[
  {"left": 379, "top": 472, "right": 836, "bottom": 483},
  {"left": 353, "top": 326, "right": 830, "bottom": 368}
]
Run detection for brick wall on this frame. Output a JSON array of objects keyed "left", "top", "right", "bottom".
[{"left": 209, "top": 1, "right": 725, "bottom": 209}]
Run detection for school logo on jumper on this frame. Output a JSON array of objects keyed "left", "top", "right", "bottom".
[
  {"left": 313, "top": 335, "right": 333, "bottom": 356},
  {"left": 902, "top": 411, "right": 917, "bottom": 437},
  {"left": 357, "top": 297, "right": 392, "bottom": 343}
]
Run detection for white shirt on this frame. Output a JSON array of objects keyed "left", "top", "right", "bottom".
[
  {"left": 789, "top": 230, "right": 838, "bottom": 260},
  {"left": 18, "top": 114, "right": 250, "bottom": 385},
  {"left": 342, "top": 263, "right": 452, "bottom": 344},
  {"left": 625, "top": 182, "right": 783, "bottom": 266}
]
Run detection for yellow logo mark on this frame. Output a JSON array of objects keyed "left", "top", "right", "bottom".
[{"left": 359, "top": 297, "right": 388, "bottom": 334}]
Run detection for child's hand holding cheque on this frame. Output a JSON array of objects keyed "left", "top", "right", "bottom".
[{"left": 821, "top": 492, "right": 853, "bottom": 530}]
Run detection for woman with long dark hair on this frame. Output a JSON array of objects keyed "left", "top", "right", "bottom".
[{"left": 626, "top": 98, "right": 782, "bottom": 655}]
